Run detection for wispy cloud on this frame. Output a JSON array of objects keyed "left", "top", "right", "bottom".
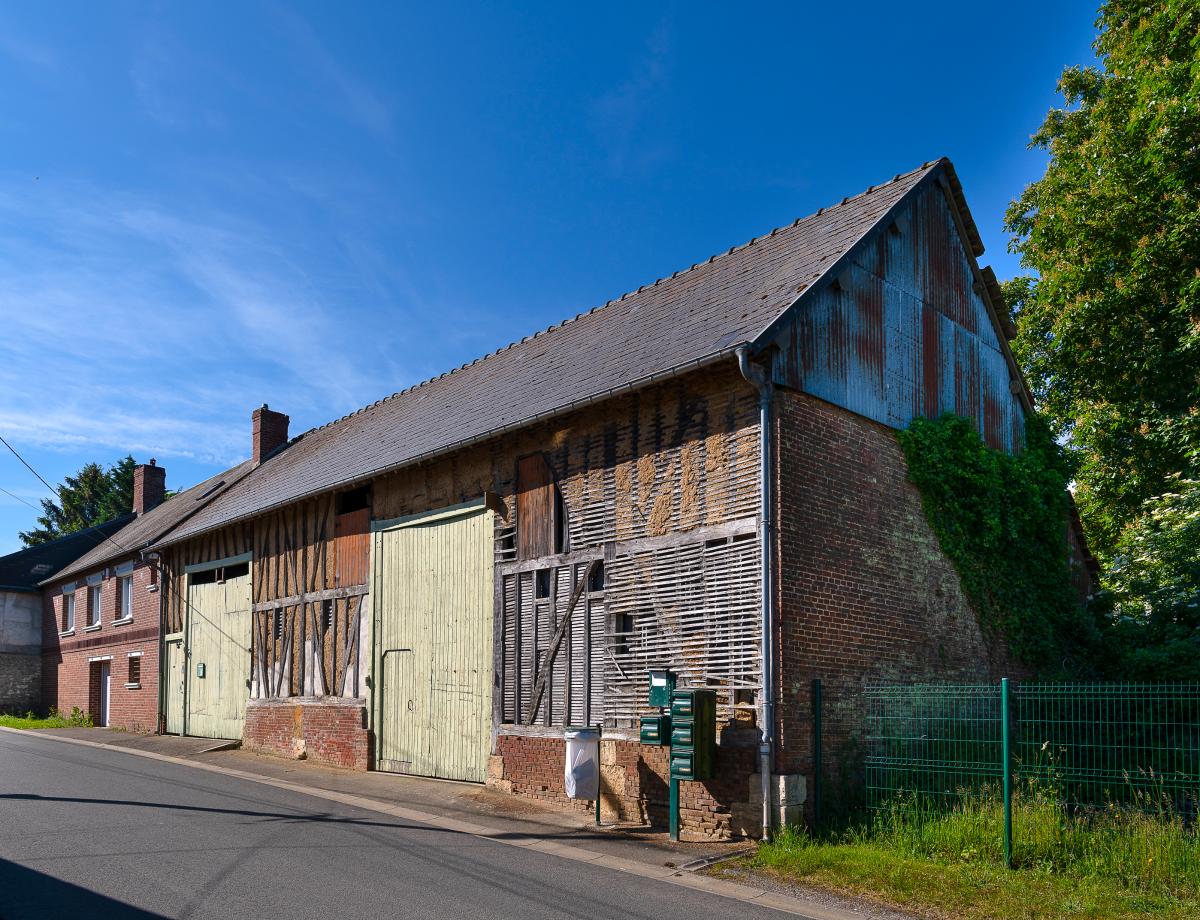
[
  {"left": 589, "top": 19, "right": 673, "bottom": 173},
  {"left": 271, "top": 4, "right": 394, "bottom": 139},
  {"left": 0, "top": 20, "right": 58, "bottom": 73},
  {"left": 0, "top": 175, "right": 402, "bottom": 468}
]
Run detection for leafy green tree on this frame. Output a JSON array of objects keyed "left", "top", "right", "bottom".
[
  {"left": 1003, "top": 0, "right": 1200, "bottom": 561},
  {"left": 1096, "top": 477, "right": 1200, "bottom": 678},
  {"left": 18, "top": 455, "right": 138, "bottom": 547}
]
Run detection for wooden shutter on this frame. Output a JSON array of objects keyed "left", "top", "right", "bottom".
[
  {"left": 334, "top": 508, "right": 371, "bottom": 586},
  {"left": 516, "top": 453, "right": 556, "bottom": 559}
]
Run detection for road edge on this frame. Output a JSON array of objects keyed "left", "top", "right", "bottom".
[{"left": 0, "top": 726, "right": 860, "bottom": 920}]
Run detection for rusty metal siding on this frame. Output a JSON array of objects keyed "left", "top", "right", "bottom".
[{"left": 769, "top": 182, "right": 1024, "bottom": 451}]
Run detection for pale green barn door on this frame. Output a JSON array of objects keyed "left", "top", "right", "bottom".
[
  {"left": 186, "top": 573, "right": 252, "bottom": 740},
  {"left": 164, "top": 635, "right": 185, "bottom": 735},
  {"left": 374, "top": 501, "right": 494, "bottom": 782}
]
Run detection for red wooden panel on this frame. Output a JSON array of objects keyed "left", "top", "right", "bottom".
[
  {"left": 334, "top": 508, "right": 370, "bottom": 586},
  {"left": 517, "top": 454, "right": 555, "bottom": 560}
]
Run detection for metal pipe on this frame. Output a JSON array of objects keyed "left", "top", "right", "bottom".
[{"left": 736, "top": 345, "right": 775, "bottom": 841}]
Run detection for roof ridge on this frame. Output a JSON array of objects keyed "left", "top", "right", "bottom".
[{"left": 293, "top": 159, "right": 943, "bottom": 441}]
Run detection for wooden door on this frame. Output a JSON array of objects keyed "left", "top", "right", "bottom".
[
  {"left": 165, "top": 636, "right": 185, "bottom": 734},
  {"left": 374, "top": 502, "right": 494, "bottom": 782},
  {"left": 186, "top": 573, "right": 252, "bottom": 739}
]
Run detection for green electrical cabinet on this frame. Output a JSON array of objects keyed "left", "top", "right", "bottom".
[{"left": 669, "top": 688, "right": 716, "bottom": 781}]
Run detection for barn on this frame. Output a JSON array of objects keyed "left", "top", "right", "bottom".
[{"left": 147, "top": 158, "right": 1051, "bottom": 838}]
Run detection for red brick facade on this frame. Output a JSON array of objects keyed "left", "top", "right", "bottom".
[
  {"left": 773, "top": 388, "right": 1028, "bottom": 815},
  {"left": 41, "top": 559, "right": 160, "bottom": 733},
  {"left": 243, "top": 698, "right": 370, "bottom": 770}
]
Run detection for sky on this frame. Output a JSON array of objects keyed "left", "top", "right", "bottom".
[{"left": 0, "top": 1, "right": 1101, "bottom": 554}]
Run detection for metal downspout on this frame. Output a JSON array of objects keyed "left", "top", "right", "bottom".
[{"left": 736, "top": 346, "right": 775, "bottom": 841}]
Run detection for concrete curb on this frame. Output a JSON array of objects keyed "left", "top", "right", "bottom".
[{"left": 0, "top": 727, "right": 862, "bottom": 920}]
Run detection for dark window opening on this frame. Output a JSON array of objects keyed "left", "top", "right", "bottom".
[
  {"left": 221, "top": 561, "right": 249, "bottom": 581},
  {"left": 127, "top": 656, "right": 141, "bottom": 685},
  {"left": 612, "top": 613, "right": 633, "bottom": 657},
  {"left": 191, "top": 560, "right": 248, "bottom": 586},
  {"left": 535, "top": 569, "right": 551, "bottom": 599},
  {"left": 336, "top": 486, "right": 371, "bottom": 515},
  {"left": 274, "top": 609, "right": 284, "bottom": 641},
  {"left": 587, "top": 561, "right": 605, "bottom": 593},
  {"left": 190, "top": 568, "right": 217, "bottom": 586},
  {"left": 323, "top": 600, "right": 334, "bottom": 632}
]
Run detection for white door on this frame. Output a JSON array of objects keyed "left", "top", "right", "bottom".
[
  {"left": 165, "top": 636, "right": 185, "bottom": 734},
  {"left": 98, "top": 662, "right": 110, "bottom": 727}
]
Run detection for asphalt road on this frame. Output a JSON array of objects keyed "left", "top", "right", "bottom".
[{"left": 0, "top": 731, "right": 787, "bottom": 920}]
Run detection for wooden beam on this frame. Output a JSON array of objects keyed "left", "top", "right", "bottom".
[
  {"left": 523, "top": 559, "right": 598, "bottom": 725},
  {"left": 252, "top": 584, "right": 367, "bottom": 613}
]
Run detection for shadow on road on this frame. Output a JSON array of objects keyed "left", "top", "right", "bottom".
[{"left": 0, "top": 857, "right": 168, "bottom": 919}]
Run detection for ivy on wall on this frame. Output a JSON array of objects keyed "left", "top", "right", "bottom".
[{"left": 897, "top": 414, "right": 1094, "bottom": 674}]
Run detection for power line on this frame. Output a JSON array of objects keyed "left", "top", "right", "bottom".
[
  {"left": 0, "top": 434, "right": 61, "bottom": 498},
  {"left": 0, "top": 483, "right": 41, "bottom": 513},
  {"left": 0, "top": 432, "right": 134, "bottom": 556}
]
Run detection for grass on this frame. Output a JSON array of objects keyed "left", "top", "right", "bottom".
[
  {"left": 0, "top": 707, "right": 93, "bottom": 730},
  {"left": 741, "top": 791, "right": 1199, "bottom": 920}
]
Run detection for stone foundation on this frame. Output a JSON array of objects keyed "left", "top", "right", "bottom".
[
  {"left": 243, "top": 698, "right": 370, "bottom": 770},
  {"left": 488, "top": 729, "right": 783, "bottom": 839}
]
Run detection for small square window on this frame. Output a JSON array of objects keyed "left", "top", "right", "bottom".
[{"left": 535, "top": 569, "right": 551, "bottom": 599}]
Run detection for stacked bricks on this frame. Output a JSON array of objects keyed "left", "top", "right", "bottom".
[
  {"left": 490, "top": 731, "right": 760, "bottom": 839},
  {"left": 772, "top": 388, "right": 1031, "bottom": 818},
  {"left": 243, "top": 698, "right": 370, "bottom": 770}
]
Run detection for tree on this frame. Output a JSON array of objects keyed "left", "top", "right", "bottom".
[
  {"left": 1097, "top": 477, "right": 1200, "bottom": 679},
  {"left": 18, "top": 455, "right": 138, "bottom": 547},
  {"left": 1003, "top": 0, "right": 1200, "bottom": 562}
]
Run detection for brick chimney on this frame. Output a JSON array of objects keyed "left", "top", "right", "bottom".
[
  {"left": 252, "top": 404, "right": 290, "bottom": 464},
  {"left": 133, "top": 459, "right": 166, "bottom": 515}
]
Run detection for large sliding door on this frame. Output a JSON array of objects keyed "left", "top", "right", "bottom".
[
  {"left": 373, "top": 501, "right": 493, "bottom": 782},
  {"left": 185, "top": 569, "right": 252, "bottom": 740}
]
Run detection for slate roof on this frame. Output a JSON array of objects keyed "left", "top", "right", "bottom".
[
  {"left": 156, "top": 159, "right": 959, "bottom": 548},
  {"left": 0, "top": 516, "right": 134, "bottom": 592},
  {"left": 49, "top": 461, "right": 255, "bottom": 583}
]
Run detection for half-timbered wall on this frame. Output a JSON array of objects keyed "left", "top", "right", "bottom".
[{"left": 160, "top": 364, "right": 762, "bottom": 733}]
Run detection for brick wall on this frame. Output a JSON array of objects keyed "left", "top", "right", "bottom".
[
  {"left": 773, "top": 388, "right": 1029, "bottom": 816},
  {"left": 243, "top": 698, "right": 370, "bottom": 770},
  {"left": 490, "top": 730, "right": 761, "bottom": 839},
  {"left": 41, "top": 558, "right": 160, "bottom": 731}
]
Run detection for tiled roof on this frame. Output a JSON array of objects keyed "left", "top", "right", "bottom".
[
  {"left": 49, "top": 460, "right": 255, "bottom": 582},
  {"left": 0, "top": 516, "right": 134, "bottom": 592},
  {"left": 156, "top": 159, "right": 949, "bottom": 547}
]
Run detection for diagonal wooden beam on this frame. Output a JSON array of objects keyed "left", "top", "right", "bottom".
[{"left": 524, "top": 559, "right": 598, "bottom": 725}]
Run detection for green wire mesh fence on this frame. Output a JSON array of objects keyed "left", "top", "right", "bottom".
[{"left": 865, "top": 682, "right": 1200, "bottom": 866}]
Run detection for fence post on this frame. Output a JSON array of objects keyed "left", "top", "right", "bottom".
[
  {"left": 812, "top": 678, "right": 822, "bottom": 834},
  {"left": 1001, "top": 677, "right": 1013, "bottom": 868}
]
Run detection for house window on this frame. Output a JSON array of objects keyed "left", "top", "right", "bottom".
[
  {"left": 127, "top": 655, "right": 141, "bottom": 687},
  {"left": 88, "top": 584, "right": 102, "bottom": 627},
  {"left": 118, "top": 575, "right": 133, "bottom": 621},
  {"left": 62, "top": 592, "right": 75, "bottom": 632}
]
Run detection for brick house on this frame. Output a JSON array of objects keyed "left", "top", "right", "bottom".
[
  {"left": 142, "top": 158, "right": 1084, "bottom": 838},
  {"left": 40, "top": 460, "right": 250, "bottom": 731},
  {"left": 0, "top": 518, "right": 133, "bottom": 715}
]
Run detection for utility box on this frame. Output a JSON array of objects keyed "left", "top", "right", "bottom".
[
  {"left": 639, "top": 714, "right": 671, "bottom": 745},
  {"left": 669, "top": 688, "right": 716, "bottom": 781},
  {"left": 648, "top": 669, "right": 677, "bottom": 709}
]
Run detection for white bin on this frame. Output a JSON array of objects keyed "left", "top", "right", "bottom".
[{"left": 563, "top": 725, "right": 600, "bottom": 800}]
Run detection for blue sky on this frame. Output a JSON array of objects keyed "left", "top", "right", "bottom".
[{"left": 0, "top": 2, "right": 1099, "bottom": 554}]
